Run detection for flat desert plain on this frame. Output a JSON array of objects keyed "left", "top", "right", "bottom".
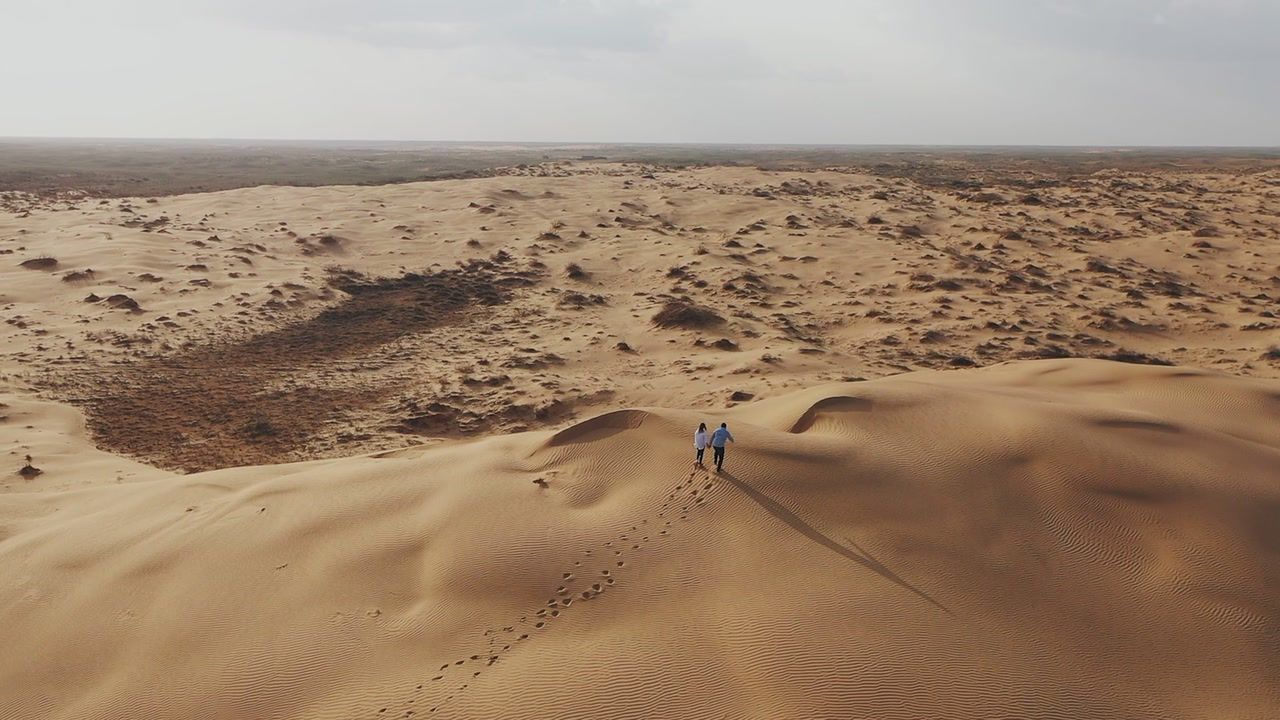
[{"left": 1, "top": 151, "right": 1279, "bottom": 719}]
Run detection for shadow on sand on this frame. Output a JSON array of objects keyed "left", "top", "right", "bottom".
[{"left": 715, "top": 469, "right": 950, "bottom": 615}]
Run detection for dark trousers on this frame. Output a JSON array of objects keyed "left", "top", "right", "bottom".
[
  {"left": 695, "top": 448, "right": 705, "bottom": 464},
  {"left": 713, "top": 446, "right": 726, "bottom": 469}
]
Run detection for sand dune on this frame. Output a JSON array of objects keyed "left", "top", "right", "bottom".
[
  {"left": 2, "top": 359, "right": 1278, "bottom": 719},
  {"left": 3, "top": 158, "right": 1279, "bottom": 718},
  {"left": 0, "top": 394, "right": 169, "bottom": 494}
]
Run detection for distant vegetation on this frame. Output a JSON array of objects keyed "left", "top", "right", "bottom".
[{"left": 2, "top": 139, "right": 1278, "bottom": 197}]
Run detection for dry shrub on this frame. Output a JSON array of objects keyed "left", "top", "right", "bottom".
[
  {"left": 61, "top": 269, "right": 95, "bottom": 282},
  {"left": 20, "top": 257, "right": 57, "bottom": 270},
  {"left": 651, "top": 301, "right": 724, "bottom": 329}
]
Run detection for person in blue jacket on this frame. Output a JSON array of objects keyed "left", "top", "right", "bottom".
[{"left": 709, "top": 422, "right": 734, "bottom": 472}]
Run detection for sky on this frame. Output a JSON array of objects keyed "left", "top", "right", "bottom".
[{"left": 2, "top": 0, "right": 1277, "bottom": 145}]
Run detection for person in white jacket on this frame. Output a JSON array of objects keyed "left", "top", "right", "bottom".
[{"left": 693, "top": 423, "right": 709, "bottom": 466}]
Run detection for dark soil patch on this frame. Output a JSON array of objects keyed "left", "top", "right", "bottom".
[{"left": 67, "top": 254, "right": 541, "bottom": 472}]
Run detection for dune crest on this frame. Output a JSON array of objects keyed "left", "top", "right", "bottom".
[
  {"left": 1, "top": 359, "right": 1277, "bottom": 719},
  {"left": 543, "top": 408, "right": 654, "bottom": 448},
  {"left": 785, "top": 395, "right": 876, "bottom": 434}
]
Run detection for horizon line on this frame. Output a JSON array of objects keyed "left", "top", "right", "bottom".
[{"left": 2, "top": 136, "right": 1279, "bottom": 152}]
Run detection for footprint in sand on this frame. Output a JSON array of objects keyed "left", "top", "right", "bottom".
[{"left": 391, "top": 469, "right": 720, "bottom": 717}]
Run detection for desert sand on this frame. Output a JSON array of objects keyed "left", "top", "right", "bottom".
[{"left": 2, "top": 157, "right": 1279, "bottom": 719}]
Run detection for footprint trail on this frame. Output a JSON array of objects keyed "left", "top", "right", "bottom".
[{"left": 375, "top": 468, "right": 723, "bottom": 718}]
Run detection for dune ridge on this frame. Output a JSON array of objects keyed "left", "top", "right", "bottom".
[{"left": 1, "top": 358, "right": 1278, "bottom": 719}]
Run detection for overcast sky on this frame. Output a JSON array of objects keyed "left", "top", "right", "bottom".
[{"left": 3, "top": 0, "right": 1277, "bottom": 145}]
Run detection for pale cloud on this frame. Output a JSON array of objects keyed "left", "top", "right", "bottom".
[
  {"left": 0, "top": 0, "right": 1275, "bottom": 145},
  {"left": 207, "top": 0, "right": 681, "bottom": 52}
]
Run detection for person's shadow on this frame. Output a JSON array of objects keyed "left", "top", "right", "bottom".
[{"left": 714, "top": 469, "right": 949, "bottom": 614}]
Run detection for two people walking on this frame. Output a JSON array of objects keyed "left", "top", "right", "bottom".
[{"left": 694, "top": 422, "right": 734, "bottom": 472}]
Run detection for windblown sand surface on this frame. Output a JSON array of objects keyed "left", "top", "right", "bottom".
[
  {"left": 2, "top": 360, "right": 1280, "bottom": 719},
  {"left": 2, "top": 158, "right": 1280, "bottom": 719}
]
